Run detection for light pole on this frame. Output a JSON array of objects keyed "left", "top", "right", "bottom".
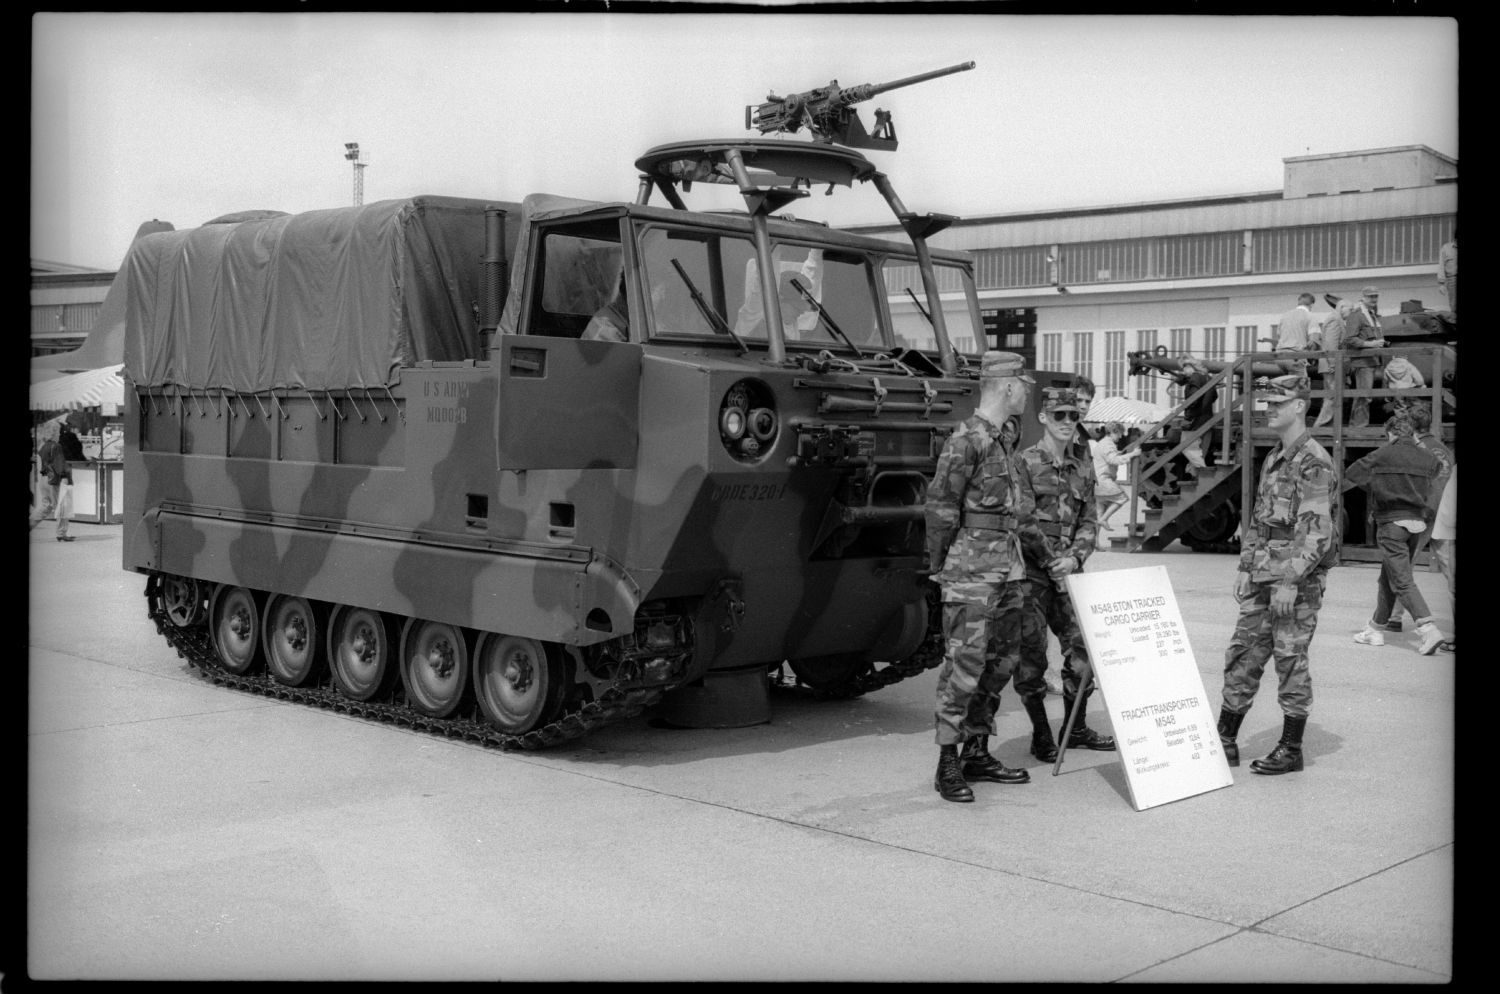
[{"left": 343, "top": 142, "right": 367, "bottom": 206}]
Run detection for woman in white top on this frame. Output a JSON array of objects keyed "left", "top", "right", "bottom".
[{"left": 1090, "top": 421, "right": 1139, "bottom": 549}]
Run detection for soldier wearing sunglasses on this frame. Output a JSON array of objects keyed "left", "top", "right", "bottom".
[{"left": 1004, "top": 388, "right": 1117, "bottom": 763}]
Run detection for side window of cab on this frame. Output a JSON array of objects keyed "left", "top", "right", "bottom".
[{"left": 528, "top": 219, "right": 629, "bottom": 340}]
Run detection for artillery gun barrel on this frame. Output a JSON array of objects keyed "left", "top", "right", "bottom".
[{"left": 857, "top": 61, "right": 976, "bottom": 100}]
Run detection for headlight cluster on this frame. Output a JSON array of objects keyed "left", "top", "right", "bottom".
[{"left": 719, "top": 379, "right": 779, "bottom": 462}]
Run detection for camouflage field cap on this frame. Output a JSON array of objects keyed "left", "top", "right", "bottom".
[
  {"left": 1361, "top": 285, "right": 1381, "bottom": 297},
  {"left": 1041, "top": 387, "right": 1080, "bottom": 412},
  {"left": 1254, "top": 374, "right": 1311, "bottom": 404},
  {"left": 980, "top": 351, "right": 1035, "bottom": 382}
]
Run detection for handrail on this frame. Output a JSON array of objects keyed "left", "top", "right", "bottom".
[{"left": 1124, "top": 359, "right": 1239, "bottom": 544}]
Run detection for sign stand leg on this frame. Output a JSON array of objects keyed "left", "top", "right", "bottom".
[{"left": 1051, "top": 673, "right": 1092, "bottom": 776}]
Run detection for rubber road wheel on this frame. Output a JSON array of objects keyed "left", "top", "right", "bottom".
[
  {"left": 263, "top": 595, "right": 324, "bottom": 687},
  {"left": 210, "top": 585, "right": 264, "bottom": 675},
  {"left": 400, "top": 619, "right": 470, "bottom": 718},
  {"left": 328, "top": 606, "right": 395, "bottom": 702},
  {"left": 473, "top": 634, "right": 565, "bottom": 735}
]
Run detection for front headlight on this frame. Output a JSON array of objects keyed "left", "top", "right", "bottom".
[
  {"left": 719, "top": 380, "right": 778, "bottom": 463},
  {"left": 721, "top": 407, "right": 747, "bottom": 440}
]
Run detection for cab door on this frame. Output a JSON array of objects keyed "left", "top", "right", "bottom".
[
  {"left": 494, "top": 216, "right": 641, "bottom": 470},
  {"left": 495, "top": 336, "right": 640, "bottom": 470}
]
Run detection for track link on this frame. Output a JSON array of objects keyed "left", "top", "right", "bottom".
[{"left": 782, "top": 631, "right": 946, "bottom": 701}]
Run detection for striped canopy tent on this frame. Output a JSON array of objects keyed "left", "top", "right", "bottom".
[
  {"left": 1084, "top": 395, "right": 1170, "bottom": 426},
  {"left": 29, "top": 363, "right": 125, "bottom": 413}
]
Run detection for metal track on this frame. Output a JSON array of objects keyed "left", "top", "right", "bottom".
[
  {"left": 144, "top": 574, "right": 667, "bottom": 751},
  {"left": 785, "top": 630, "right": 946, "bottom": 701}
]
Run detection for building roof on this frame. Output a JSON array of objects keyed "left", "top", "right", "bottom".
[
  {"left": 32, "top": 259, "right": 112, "bottom": 277},
  {"left": 1281, "top": 144, "right": 1456, "bottom": 167},
  {"left": 850, "top": 145, "right": 1458, "bottom": 249}
]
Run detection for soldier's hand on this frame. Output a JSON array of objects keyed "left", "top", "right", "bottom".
[
  {"left": 1270, "top": 584, "right": 1297, "bottom": 618},
  {"left": 1233, "top": 572, "right": 1253, "bottom": 601},
  {"left": 1048, "top": 555, "right": 1077, "bottom": 578},
  {"left": 1073, "top": 657, "right": 1093, "bottom": 684}
]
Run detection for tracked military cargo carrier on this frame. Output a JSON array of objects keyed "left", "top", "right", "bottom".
[{"left": 123, "top": 64, "right": 1018, "bottom": 748}]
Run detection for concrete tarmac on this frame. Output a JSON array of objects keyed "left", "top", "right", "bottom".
[{"left": 26, "top": 525, "right": 1455, "bottom": 982}]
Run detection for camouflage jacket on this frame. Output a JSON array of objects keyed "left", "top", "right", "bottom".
[
  {"left": 1239, "top": 429, "right": 1337, "bottom": 585},
  {"left": 1014, "top": 441, "right": 1098, "bottom": 573},
  {"left": 925, "top": 411, "right": 1033, "bottom": 584}
]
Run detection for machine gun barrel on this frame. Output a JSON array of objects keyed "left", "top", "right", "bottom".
[{"left": 843, "top": 61, "right": 976, "bottom": 104}]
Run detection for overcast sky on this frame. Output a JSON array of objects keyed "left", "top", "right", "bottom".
[{"left": 32, "top": 12, "right": 1457, "bottom": 272}]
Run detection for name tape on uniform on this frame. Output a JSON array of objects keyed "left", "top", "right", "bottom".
[{"left": 1065, "top": 564, "right": 1233, "bottom": 811}]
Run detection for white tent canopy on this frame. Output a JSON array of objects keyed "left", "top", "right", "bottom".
[
  {"left": 29, "top": 363, "right": 125, "bottom": 413},
  {"left": 1085, "top": 396, "right": 1169, "bottom": 425}
]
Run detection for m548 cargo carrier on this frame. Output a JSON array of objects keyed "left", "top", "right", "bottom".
[{"left": 123, "top": 64, "right": 1045, "bottom": 748}]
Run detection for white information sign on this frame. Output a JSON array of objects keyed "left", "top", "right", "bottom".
[{"left": 1065, "top": 565, "right": 1233, "bottom": 811}]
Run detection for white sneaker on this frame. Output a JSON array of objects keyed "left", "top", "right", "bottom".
[
  {"left": 1353, "top": 627, "right": 1385, "bottom": 646},
  {"left": 1415, "top": 622, "right": 1445, "bottom": 656}
]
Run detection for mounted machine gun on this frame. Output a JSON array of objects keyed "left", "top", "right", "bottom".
[{"left": 745, "top": 61, "right": 975, "bottom": 151}]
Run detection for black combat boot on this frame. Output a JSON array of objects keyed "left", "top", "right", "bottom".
[
  {"left": 1250, "top": 715, "right": 1307, "bottom": 775},
  {"left": 1217, "top": 707, "right": 1246, "bottom": 767},
  {"left": 1022, "top": 695, "right": 1058, "bottom": 762},
  {"left": 1064, "top": 693, "right": 1117, "bottom": 751},
  {"left": 960, "top": 734, "right": 1031, "bottom": 784},
  {"left": 934, "top": 745, "right": 974, "bottom": 802}
]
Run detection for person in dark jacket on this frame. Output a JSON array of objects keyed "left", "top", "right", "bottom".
[
  {"left": 30, "top": 422, "right": 78, "bottom": 541},
  {"left": 1341, "top": 414, "right": 1448, "bottom": 654},
  {"left": 1170, "top": 357, "right": 1216, "bottom": 468}
]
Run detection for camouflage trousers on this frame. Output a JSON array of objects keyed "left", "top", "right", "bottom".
[
  {"left": 1221, "top": 570, "right": 1327, "bottom": 719},
  {"left": 1011, "top": 573, "right": 1090, "bottom": 701},
  {"left": 933, "top": 580, "right": 1026, "bottom": 745}
]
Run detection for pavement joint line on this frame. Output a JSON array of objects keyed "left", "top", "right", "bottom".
[
  {"left": 1111, "top": 840, "right": 1455, "bottom": 982},
  {"left": 1110, "top": 924, "right": 1451, "bottom": 983},
  {"left": 28, "top": 701, "right": 281, "bottom": 738},
  {"left": 1248, "top": 839, "right": 1454, "bottom": 932}
]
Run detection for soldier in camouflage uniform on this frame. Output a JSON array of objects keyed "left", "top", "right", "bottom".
[
  {"left": 1007, "top": 387, "right": 1117, "bottom": 762},
  {"left": 925, "top": 350, "right": 1036, "bottom": 803},
  {"left": 1218, "top": 375, "right": 1337, "bottom": 776}
]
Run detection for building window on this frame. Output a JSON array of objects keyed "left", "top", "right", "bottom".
[
  {"left": 958, "top": 212, "right": 1458, "bottom": 292},
  {"left": 1205, "top": 326, "right": 1226, "bottom": 361},
  {"left": 1040, "top": 332, "right": 1063, "bottom": 372},
  {"left": 1234, "top": 325, "right": 1258, "bottom": 357},
  {"left": 1072, "top": 332, "right": 1094, "bottom": 380},
  {"left": 1104, "top": 330, "right": 1126, "bottom": 396},
  {"left": 1250, "top": 213, "right": 1453, "bottom": 273},
  {"left": 1135, "top": 330, "right": 1158, "bottom": 403}
]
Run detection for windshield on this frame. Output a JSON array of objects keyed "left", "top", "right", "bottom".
[
  {"left": 884, "top": 259, "right": 981, "bottom": 357},
  {"left": 638, "top": 225, "right": 886, "bottom": 351}
]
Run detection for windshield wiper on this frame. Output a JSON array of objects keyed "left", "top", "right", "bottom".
[
  {"left": 905, "top": 287, "right": 932, "bottom": 325},
  {"left": 788, "top": 276, "right": 864, "bottom": 359},
  {"left": 669, "top": 258, "right": 748, "bottom": 355}
]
